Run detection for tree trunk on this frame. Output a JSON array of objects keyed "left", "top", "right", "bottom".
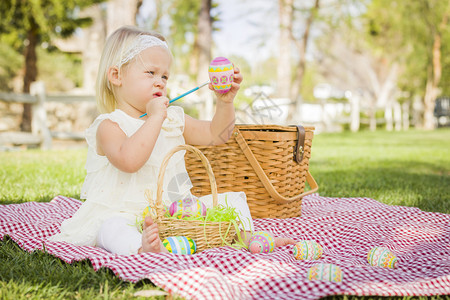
[
  {"left": 107, "top": 0, "right": 139, "bottom": 36},
  {"left": 291, "top": 0, "right": 320, "bottom": 102},
  {"left": 290, "top": 0, "right": 320, "bottom": 124},
  {"left": 423, "top": 11, "right": 447, "bottom": 129},
  {"left": 369, "top": 102, "right": 377, "bottom": 131},
  {"left": 81, "top": 4, "right": 106, "bottom": 94},
  {"left": 385, "top": 103, "right": 393, "bottom": 131},
  {"left": 423, "top": 68, "right": 438, "bottom": 130},
  {"left": 376, "top": 62, "right": 399, "bottom": 108},
  {"left": 277, "top": 0, "right": 293, "bottom": 98},
  {"left": 21, "top": 21, "right": 39, "bottom": 132},
  {"left": 402, "top": 102, "right": 410, "bottom": 130},
  {"left": 375, "top": 62, "right": 399, "bottom": 130},
  {"left": 393, "top": 101, "right": 402, "bottom": 131},
  {"left": 151, "top": 0, "right": 163, "bottom": 30},
  {"left": 350, "top": 93, "right": 360, "bottom": 132},
  {"left": 196, "top": 0, "right": 213, "bottom": 120}
]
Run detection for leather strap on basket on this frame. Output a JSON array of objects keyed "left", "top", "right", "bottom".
[
  {"left": 293, "top": 125, "right": 305, "bottom": 163},
  {"left": 234, "top": 127, "right": 319, "bottom": 204}
]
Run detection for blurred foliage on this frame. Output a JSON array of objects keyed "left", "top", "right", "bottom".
[
  {"left": 251, "top": 56, "right": 278, "bottom": 86},
  {"left": 441, "top": 26, "right": 450, "bottom": 95},
  {"left": 37, "top": 48, "right": 83, "bottom": 92},
  {"left": 0, "top": 0, "right": 104, "bottom": 47},
  {"left": 0, "top": 0, "right": 448, "bottom": 105},
  {"left": 168, "top": 0, "right": 220, "bottom": 78},
  {"left": 364, "top": 0, "right": 450, "bottom": 97},
  {"left": 298, "top": 66, "right": 318, "bottom": 102},
  {"left": 0, "top": 43, "right": 84, "bottom": 93},
  {"left": 227, "top": 54, "right": 253, "bottom": 105},
  {"left": 0, "top": 0, "right": 105, "bottom": 95},
  {"left": 0, "top": 43, "right": 23, "bottom": 92}
]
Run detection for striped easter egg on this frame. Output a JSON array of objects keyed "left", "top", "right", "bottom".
[
  {"left": 208, "top": 57, "right": 234, "bottom": 94},
  {"left": 367, "top": 247, "right": 398, "bottom": 268},
  {"left": 293, "top": 240, "right": 323, "bottom": 260},
  {"left": 162, "top": 236, "right": 197, "bottom": 255},
  {"left": 169, "top": 197, "right": 207, "bottom": 219},
  {"left": 142, "top": 204, "right": 169, "bottom": 220},
  {"left": 248, "top": 231, "right": 275, "bottom": 254},
  {"left": 307, "top": 263, "right": 343, "bottom": 283}
]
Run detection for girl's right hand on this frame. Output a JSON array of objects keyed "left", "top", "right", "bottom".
[{"left": 146, "top": 96, "right": 169, "bottom": 120}]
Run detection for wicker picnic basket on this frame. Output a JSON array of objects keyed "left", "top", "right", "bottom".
[
  {"left": 149, "top": 144, "right": 238, "bottom": 253},
  {"left": 185, "top": 125, "right": 318, "bottom": 219}
]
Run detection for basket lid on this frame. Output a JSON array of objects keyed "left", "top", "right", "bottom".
[{"left": 236, "top": 124, "right": 315, "bottom": 132}]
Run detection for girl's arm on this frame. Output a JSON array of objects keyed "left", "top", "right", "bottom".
[
  {"left": 184, "top": 66, "right": 243, "bottom": 146},
  {"left": 96, "top": 97, "right": 169, "bottom": 173}
]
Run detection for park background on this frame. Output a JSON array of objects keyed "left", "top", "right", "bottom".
[
  {"left": 0, "top": 0, "right": 449, "bottom": 299},
  {"left": 0, "top": 0, "right": 449, "bottom": 147}
]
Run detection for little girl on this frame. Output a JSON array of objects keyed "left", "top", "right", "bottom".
[{"left": 50, "top": 26, "right": 295, "bottom": 255}]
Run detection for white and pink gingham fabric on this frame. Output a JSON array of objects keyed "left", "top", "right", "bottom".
[{"left": 1, "top": 194, "right": 449, "bottom": 299}]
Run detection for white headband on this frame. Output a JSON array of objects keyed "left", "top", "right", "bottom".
[{"left": 118, "top": 35, "right": 169, "bottom": 68}]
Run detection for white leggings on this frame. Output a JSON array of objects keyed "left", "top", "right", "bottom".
[
  {"left": 96, "top": 192, "right": 254, "bottom": 255},
  {"left": 96, "top": 217, "right": 142, "bottom": 255}
]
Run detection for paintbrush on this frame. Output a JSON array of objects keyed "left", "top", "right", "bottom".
[{"left": 139, "top": 81, "right": 210, "bottom": 118}]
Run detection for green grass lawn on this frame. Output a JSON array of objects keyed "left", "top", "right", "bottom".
[
  {"left": 1, "top": 128, "right": 449, "bottom": 299},
  {"left": 311, "top": 128, "right": 450, "bottom": 214}
]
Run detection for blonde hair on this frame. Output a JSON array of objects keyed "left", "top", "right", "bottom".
[{"left": 96, "top": 26, "right": 169, "bottom": 113}]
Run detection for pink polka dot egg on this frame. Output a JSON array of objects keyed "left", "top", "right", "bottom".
[
  {"left": 293, "top": 240, "right": 323, "bottom": 260},
  {"left": 367, "top": 246, "right": 398, "bottom": 268},
  {"left": 169, "top": 197, "right": 207, "bottom": 219},
  {"left": 208, "top": 57, "right": 234, "bottom": 93},
  {"left": 307, "top": 263, "right": 343, "bottom": 283},
  {"left": 248, "top": 231, "right": 275, "bottom": 254}
]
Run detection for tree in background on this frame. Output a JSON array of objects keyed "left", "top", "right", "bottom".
[
  {"left": 366, "top": 0, "right": 450, "bottom": 129},
  {"left": 0, "top": 43, "right": 22, "bottom": 92},
  {"left": 0, "top": 0, "right": 104, "bottom": 132},
  {"left": 289, "top": 0, "right": 320, "bottom": 104},
  {"left": 107, "top": 0, "right": 142, "bottom": 36},
  {"left": 278, "top": 0, "right": 294, "bottom": 99},
  {"left": 167, "top": 0, "right": 219, "bottom": 119},
  {"left": 314, "top": 9, "right": 403, "bottom": 131}
]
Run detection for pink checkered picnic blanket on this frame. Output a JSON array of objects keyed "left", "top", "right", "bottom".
[{"left": 1, "top": 194, "right": 449, "bottom": 299}]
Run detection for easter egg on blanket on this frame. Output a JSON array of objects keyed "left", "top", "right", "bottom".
[
  {"left": 248, "top": 231, "right": 275, "bottom": 254},
  {"left": 307, "top": 263, "right": 343, "bottom": 283},
  {"left": 208, "top": 57, "right": 234, "bottom": 94},
  {"left": 169, "top": 197, "right": 207, "bottom": 219},
  {"left": 162, "top": 236, "right": 197, "bottom": 255},
  {"left": 293, "top": 240, "right": 323, "bottom": 260},
  {"left": 367, "top": 247, "right": 398, "bottom": 268}
]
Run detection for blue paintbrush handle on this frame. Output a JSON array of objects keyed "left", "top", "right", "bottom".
[{"left": 139, "top": 81, "right": 209, "bottom": 118}]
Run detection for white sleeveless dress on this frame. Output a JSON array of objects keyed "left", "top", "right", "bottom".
[{"left": 50, "top": 106, "right": 253, "bottom": 248}]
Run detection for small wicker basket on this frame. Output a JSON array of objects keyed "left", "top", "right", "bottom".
[{"left": 149, "top": 144, "right": 238, "bottom": 253}]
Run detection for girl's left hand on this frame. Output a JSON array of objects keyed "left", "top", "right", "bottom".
[{"left": 210, "top": 65, "right": 243, "bottom": 103}]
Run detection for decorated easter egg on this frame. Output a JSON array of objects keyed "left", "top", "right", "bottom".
[
  {"left": 143, "top": 205, "right": 169, "bottom": 220},
  {"left": 208, "top": 57, "right": 234, "bottom": 93},
  {"left": 162, "top": 236, "right": 197, "bottom": 255},
  {"left": 248, "top": 231, "right": 275, "bottom": 254},
  {"left": 142, "top": 205, "right": 154, "bottom": 219},
  {"left": 293, "top": 240, "right": 323, "bottom": 260},
  {"left": 169, "top": 197, "right": 207, "bottom": 219},
  {"left": 367, "top": 246, "right": 398, "bottom": 268},
  {"left": 307, "top": 263, "right": 343, "bottom": 283}
]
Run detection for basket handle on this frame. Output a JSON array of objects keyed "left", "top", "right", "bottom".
[
  {"left": 156, "top": 144, "right": 218, "bottom": 221},
  {"left": 234, "top": 128, "right": 318, "bottom": 204}
]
